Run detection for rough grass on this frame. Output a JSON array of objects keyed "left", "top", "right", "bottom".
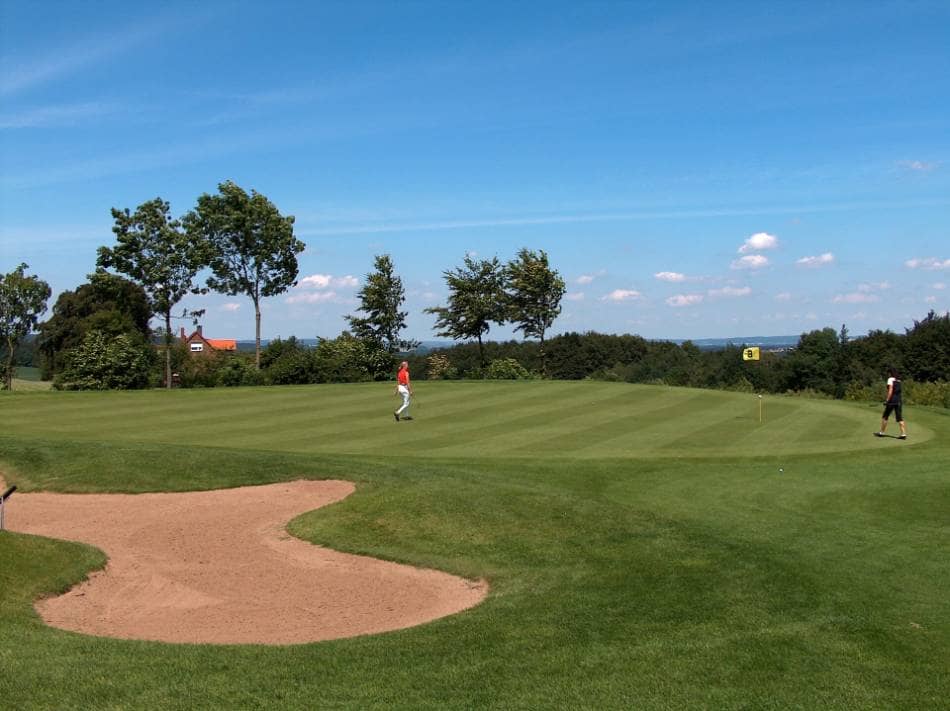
[{"left": 0, "top": 382, "right": 947, "bottom": 710}]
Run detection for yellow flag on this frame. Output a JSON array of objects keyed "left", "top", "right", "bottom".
[{"left": 743, "top": 347, "right": 760, "bottom": 361}]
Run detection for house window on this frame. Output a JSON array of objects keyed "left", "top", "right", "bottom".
[{"left": 190, "top": 343, "right": 203, "bottom": 352}]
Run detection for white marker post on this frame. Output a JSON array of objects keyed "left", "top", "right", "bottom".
[{"left": 0, "top": 485, "right": 16, "bottom": 530}]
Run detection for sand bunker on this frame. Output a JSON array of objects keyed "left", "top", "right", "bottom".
[{"left": 2, "top": 479, "right": 486, "bottom": 645}]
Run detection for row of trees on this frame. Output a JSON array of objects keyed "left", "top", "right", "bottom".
[
  {"left": 426, "top": 249, "right": 566, "bottom": 375},
  {"left": 398, "top": 311, "right": 950, "bottom": 405},
  {"left": 97, "top": 182, "right": 305, "bottom": 388}
]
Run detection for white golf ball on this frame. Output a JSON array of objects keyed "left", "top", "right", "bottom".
[{"left": 779, "top": 468, "right": 784, "bottom": 473}]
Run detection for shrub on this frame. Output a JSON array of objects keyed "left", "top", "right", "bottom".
[
  {"left": 426, "top": 353, "right": 453, "bottom": 380},
  {"left": 484, "top": 358, "right": 532, "bottom": 380},
  {"left": 55, "top": 331, "right": 154, "bottom": 390}
]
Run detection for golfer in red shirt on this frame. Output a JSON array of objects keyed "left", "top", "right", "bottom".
[{"left": 394, "top": 361, "right": 412, "bottom": 421}]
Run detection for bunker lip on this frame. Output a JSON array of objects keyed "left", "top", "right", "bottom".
[{"left": 1, "top": 479, "right": 487, "bottom": 645}]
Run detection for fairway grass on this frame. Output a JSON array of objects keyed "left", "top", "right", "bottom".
[{"left": 0, "top": 381, "right": 947, "bottom": 709}]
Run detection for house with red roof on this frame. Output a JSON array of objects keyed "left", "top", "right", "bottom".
[{"left": 179, "top": 326, "right": 237, "bottom": 356}]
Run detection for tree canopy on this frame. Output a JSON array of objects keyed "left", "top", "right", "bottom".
[
  {"left": 346, "top": 254, "right": 417, "bottom": 353},
  {"left": 37, "top": 271, "right": 151, "bottom": 378},
  {"left": 185, "top": 181, "right": 304, "bottom": 368},
  {"left": 97, "top": 197, "right": 205, "bottom": 388},
  {"left": 425, "top": 254, "right": 507, "bottom": 367},
  {"left": 504, "top": 248, "right": 565, "bottom": 376},
  {"left": 0, "top": 263, "right": 51, "bottom": 390}
]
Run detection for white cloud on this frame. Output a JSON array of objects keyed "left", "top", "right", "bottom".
[
  {"left": 602, "top": 289, "right": 642, "bottom": 302},
  {"left": 286, "top": 291, "right": 339, "bottom": 305},
  {"left": 738, "top": 232, "right": 779, "bottom": 254},
  {"left": 666, "top": 294, "right": 704, "bottom": 307},
  {"left": 857, "top": 281, "right": 890, "bottom": 292},
  {"left": 731, "top": 255, "right": 769, "bottom": 270},
  {"left": 933, "top": 283, "right": 946, "bottom": 290},
  {"left": 925, "top": 296, "right": 937, "bottom": 304},
  {"left": 708, "top": 286, "right": 752, "bottom": 298},
  {"left": 832, "top": 292, "right": 880, "bottom": 304},
  {"left": 220, "top": 303, "right": 241, "bottom": 312},
  {"left": 797, "top": 252, "right": 835, "bottom": 268},
  {"left": 654, "top": 271, "right": 686, "bottom": 282},
  {"left": 565, "top": 292, "right": 585, "bottom": 301},
  {"left": 898, "top": 160, "right": 939, "bottom": 172},
  {"left": 298, "top": 273, "right": 358, "bottom": 289},
  {"left": 775, "top": 292, "right": 792, "bottom": 301},
  {"left": 905, "top": 257, "right": 950, "bottom": 271},
  {"left": 576, "top": 275, "right": 595, "bottom": 285}
]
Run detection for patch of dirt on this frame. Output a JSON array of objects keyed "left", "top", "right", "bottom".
[{"left": 2, "top": 479, "right": 486, "bottom": 645}]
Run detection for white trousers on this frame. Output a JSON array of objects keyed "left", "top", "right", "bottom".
[{"left": 396, "top": 384, "right": 411, "bottom": 415}]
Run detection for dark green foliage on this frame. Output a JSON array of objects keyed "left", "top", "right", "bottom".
[
  {"left": 903, "top": 310, "right": 950, "bottom": 383},
  {"left": 504, "top": 248, "right": 566, "bottom": 376},
  {"left": 425, "top": 255, "right": 508, "bottom": 366},
  {"left": 185, "top": 181, "right": 304, "bottom": 369},
  {"left": 0, "top": 263, "right": 51, "bottom": 390},
  {"left": 312, "top": 332, "right": 394, "bottom": 383},
  {"left": 54, "top": 331, "right": 155, "bottom": 390},
  {"left": 484, "top": 357, "right": 533, "bottom": 380},
  {"left": 37, "top": 272, "right": 151, "bottom": 379},
  {"left": 346, "top": 254, "right": 417, "bottom": 353},
  {"left": 97, "top": 198, "right": 205, "bottom": 389}
]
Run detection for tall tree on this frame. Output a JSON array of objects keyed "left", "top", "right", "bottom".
[
  {"left": 97, "top": 198, "right": 205, "bottom": 389},
  {"left": 505, "top": 248, "right": 566, "bottom": 376},
  {"left": 425, "top": 254, "right": 507, "bottom": 367},
  {"left": 37, "top": 271, "right": 151, "bottom": 378},
  {"left": 0, "top": 263, "right": 51, "bottom": 390},
  {"left": 346, "top": 254, "right": 418, "bottom": 353},
  {"left": 185, "top": 181, "right": 304, "bottom": 369}
]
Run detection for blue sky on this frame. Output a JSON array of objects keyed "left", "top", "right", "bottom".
[{"left": 2, "top": 1, "right": 948, "bottom": 342}]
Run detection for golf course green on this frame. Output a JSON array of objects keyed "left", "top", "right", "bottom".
[{"left": 1, "top": 381, "right": 947, "bottom": 709}]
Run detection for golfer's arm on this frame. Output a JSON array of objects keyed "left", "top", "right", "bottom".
[{"left": 886, "top": 384, "right": 894, "bottom": 401}]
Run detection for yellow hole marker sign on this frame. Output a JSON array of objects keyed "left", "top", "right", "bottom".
[{"left": 743, "top": 347, "right": 760, "bottom": 361}]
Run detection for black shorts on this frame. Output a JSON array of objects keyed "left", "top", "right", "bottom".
[{"left": 883, "top": 402, "right": 903, "bottom": 421}]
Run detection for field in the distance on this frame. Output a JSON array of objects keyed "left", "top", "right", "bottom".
[{"left": 0, "top": 381, "right": 947, "bottom": 709}]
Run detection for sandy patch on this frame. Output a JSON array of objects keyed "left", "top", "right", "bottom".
[{"left": 2, "top": 479, "right": 486, "bottom": 645}]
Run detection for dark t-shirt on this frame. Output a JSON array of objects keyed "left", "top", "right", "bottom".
[{"left": 887, "top": 376, "right": 902, "bottom": 403}]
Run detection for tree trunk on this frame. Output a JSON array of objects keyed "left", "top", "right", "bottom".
[
  {"left": 539, "top": 332, "right": 547, "bottom": 378},
  {"left": 477, "top": 334, "right": 485, "bottom": 368},
  {"left": 164, "top": 311, "right": 173, "bottom": 389},
  {"left": 3, "top": 335, "right": 14, "bottom": 390},
  {"left": 254, "top": 298, "right": 261, "bottom": 369}
]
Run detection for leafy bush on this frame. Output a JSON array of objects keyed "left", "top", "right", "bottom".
[
  {"left": 426, "top": 353, "right": 454, "bottom": 380},
  {"left": 484, "top": 358, "right": 532, "bottom": 380},
  {"left": 55, "top": 331, "right": 154, "bottom": 390}
]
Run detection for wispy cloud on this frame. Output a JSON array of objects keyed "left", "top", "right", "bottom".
[
  {"left": 666, "top": 294, "right": 704, "bottom": 307},
  {"left": 897, "top": 160, "right": 940, "bottom": 173},
  {"left": 298, "top": 274, "right": 359, "bottom": 289},
  {"left": 565, "top": 292, "right": 585, "bottom": 301},
  {"left": 857, "top": 281, "right": 890, "bottom": 292},
  {"left": 925, "top": 295, "right": 938, "bottom": 304},
  {"left": 297, "top": 199, "right": 950, "bottom": 237},
  {"left": 220, "top": 303, "right": 241, "bottom": 313},
  {"left": 905, "top": 257, "right": 950, "bottom": 270},
  {"left": 0, "top": 10, "right": 214, "bottom": 96},
  {"left": 576, "top": 270, "right": 606, "bottom": 285},
  {"left": 0, "top": 101, "right": 119, "bottom": 129},
  {"left": 708, "top": 286, "right": 751, "bottom": 298},
  {"left": 654, "top": 271, "right": 686, "bottom": 282},
  {"left": 731, "top": 255, "right": 769, "bottom": 270},
  {"left": 933, "top": 283, "right": 946, "bottom": 290},
  {"left": 738, "top": 232, "right": 779, "bottom": 254},
  {"left": 797, "top": 252, "right": 835, "bottom": 268},
  {"left": 775, "top": 292, "right": 792, "bottom": 301},
  {"left": 833, "top": 292, "right": 880, "bottom": 304},
  {"left": 286, "top": 291, "right": 341, "bottom": 305},
  {"left": 602, "top": 289, "right": 642, "bottom": 302}
]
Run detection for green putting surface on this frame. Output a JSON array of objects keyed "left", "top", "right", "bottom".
[{"left": 0, "top": 381, "right": 928, "bottom": 459}]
